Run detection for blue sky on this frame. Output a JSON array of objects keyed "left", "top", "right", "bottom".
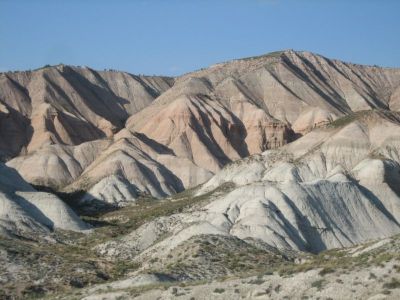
[{"left": 1, "top": 0, "right": 399, "bottom": 75}]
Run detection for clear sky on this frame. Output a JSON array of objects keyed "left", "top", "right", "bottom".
[{"left": 1, "top": 0, "right": 399, "bottom": 76}]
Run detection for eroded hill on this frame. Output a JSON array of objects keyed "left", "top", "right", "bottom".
[
  {"left": 2, "top": 50, "right": 400, "bottom": 204},
  {"left": 1, "top": 51, "right": 400, "bottom": 299}
]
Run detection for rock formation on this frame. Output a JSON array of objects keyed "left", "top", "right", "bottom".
[{"left": 2, "top": 50, "right": 400, "bottom": 206}]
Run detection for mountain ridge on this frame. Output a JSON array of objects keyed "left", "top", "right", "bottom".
[{"left": 2, "top": 50, "right": 400, "bottom": 204}]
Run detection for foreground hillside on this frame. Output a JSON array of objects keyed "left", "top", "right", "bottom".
[
  {"left": 58, "top": 234, "right": 400, "bottom": 300},
  {"left": 2, "top": 199, "right": 400, "bottom": 299}
]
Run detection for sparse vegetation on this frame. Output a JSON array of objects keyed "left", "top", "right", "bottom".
[
  {"left": 3, "top": 180, "right": 400, "bottom": 300},
  {"left": 154, "top": 234, "right": 287, "bottom": 281},
  {"left": 248, "top": 278, "right": 265, "bottom": 285},
  {"left": 327, "top": 109, "right": 400, "bottom": 129},
  {"left": 327, "top": 111, "right": 372, "bottom": 128},
  {"left": 239, "top": 50, "right": 285, "bottom": 61}
]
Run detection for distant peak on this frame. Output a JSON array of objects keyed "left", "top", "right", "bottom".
[{"left": 232, "top": 49, "right": 320, "bottom": 63}]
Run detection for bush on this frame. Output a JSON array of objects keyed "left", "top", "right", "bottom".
[
  {"left": 311, "top": 279, "right": 325, "bottom": 291},
  {"left": 383, "top": 278, "right": 400, "bottom": 289},
  {"left": 248, "top": 278, "right": 265, "bottom": 285},
  {"left": 319, "top": 267, "right": 335, "bottom": 276}
]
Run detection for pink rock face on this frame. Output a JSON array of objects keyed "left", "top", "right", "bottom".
[
  {"left": 2, "top": 50, "right": 400, "bottom": 197},
  {"left": 132, "top": 95, "right": 246, "bottom": 173}
]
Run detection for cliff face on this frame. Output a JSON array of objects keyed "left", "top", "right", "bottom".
[{"left": 2, "top": 51, "right": 400, "bottom": 200}]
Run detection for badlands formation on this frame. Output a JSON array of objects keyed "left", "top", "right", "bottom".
[{"left": 1, "top": 50, "right": 400, "bottom": 299}]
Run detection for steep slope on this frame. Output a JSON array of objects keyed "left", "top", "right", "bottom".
[
  {"left": 95, "top": 110, "right": 400, "bottom": 263},
  {"left": 0, "top": 163, "right": 89, "bottom": 239}
]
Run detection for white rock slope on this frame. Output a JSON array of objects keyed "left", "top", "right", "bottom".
[{"left": 0, "top": 163, "right": 89, "bottom": 238}]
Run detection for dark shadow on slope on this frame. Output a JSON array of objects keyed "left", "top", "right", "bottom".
[
  {"left": 56, "top": 67, "right": 130, "bottom": 128},
  {"left": 262, "top": 201, "right": 311, "bottom": 252},
  {"left": 188, "top": 102, "right": 232, "bottom": 165},
  {"left": 39, "top": 106, "right": 106, "bottom": 146},
  {"left": 191, "top": 97, "right": 249, "bottom": 161},
  {"left": 278, "top": 181, "right": 370, "bottom": 253},
  {"left": 323, "top": 58, "right": 388, "bottom": 109},
  {"left": 280, "top": 54, "right": 351, "bottom": 115},
  {"left": 269, "top": 194, "right": 328, "bottom": 254},
  {"left": 3, "top": 74, "right": 31, "bottom": 105},
  {"left": 354, "top": 179, "right": 400, "bottom": 227},
  {"left": 129, "top": 74, "right": 165, "bottom": 99},
  {"left": 386, "top": 171, "right": 400, "bottom": 199},
  {"left": 56, "top": 111, "right": 106, "bottom": 143},
  {"left": 300, "top": 55, "right": 384, "bottom": 111},
  {"left": 133, "top": 132, "right": 175, "bottom": 155},
  {"left": 0, "top": 106, "right": 32, "bottom": 161},
  {"left": 285, "top": 127, "right": 302, "bottom": 144},
  {"left": 12, "top": 192, "right": 55, "bottom": 230},
  {"left": 382, "top": 159, "right": 400, "bottom": 198},
  {"left": 135, "top": 159, "right": 185, "bottom": 196},
  {"left": 115, "top": 139, "right": 185, "bottom": 193},
  {"left": 32, "top": 184, "right": 119, "bottom": 218}
]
